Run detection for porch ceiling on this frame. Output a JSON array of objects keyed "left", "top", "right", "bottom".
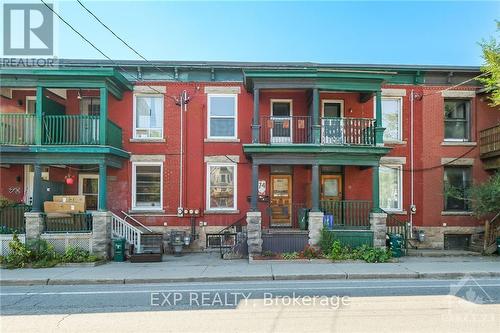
[
  {"left": 243, "top": 68, "right": 397, "bottom": 92},
  {"left": 244, "top": 145, "right": 392, "bottom": 166},
  {"left": 0, "top": 146, "right": 128, "bottom": 168},
  {"left": 0, "top": 68, "right": 132, "bottom": 100}
]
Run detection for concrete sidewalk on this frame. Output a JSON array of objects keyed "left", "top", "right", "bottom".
[{"left": 1, "top": 253, "right": 500, "bottom": 286}]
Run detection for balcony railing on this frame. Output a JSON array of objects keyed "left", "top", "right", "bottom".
[
  {"left": 320, "top": 200, "right": 372, "bottom": 229},
  {"left": 0, "top": 113, "right": 122, "bottom": 149},
  {"left": 257, "top": 116, "right": 375, "bottom": 145},
  {"left": 0, "top": 113, "right": 36, "bottom": 145},
  {"left": 321, "top": 117, "right": 375, "bottom": 146},
  {"left": 479, "top": 123, "right": 500, "bottom": 157},
  {"left": 260, "top": 116, "right": 312, "bottom": 144}
]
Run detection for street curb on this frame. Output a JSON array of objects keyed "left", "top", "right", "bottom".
[{"left": 2, "top": 271, "right": 500, "bottom": 286}]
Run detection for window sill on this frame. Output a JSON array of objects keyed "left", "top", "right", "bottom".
[
  {"left": 441, "top": 211, "right": 473, "bottom": 216},
  {"left": 384, "top": 140, "right": 407, "bottom": 145},
  {"left": 204, "top": 138, "right": 240, "bottom": 143},
  {"left": 441, "top": 141, "right": 476, "bottom": 146},
  {"left": 384, "top": 210, "right": 407, "bottom": 215},
  {"left": 129, "top": 209, "right": 165, "bottom": 214},
  {"left": 204, "top": 209, "right": 240, "bottom": 215},
  {"left": 130, "top": 138, "right": 166, "bottom": 143}
]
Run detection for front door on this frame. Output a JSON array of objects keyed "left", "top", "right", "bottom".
[
  {"left": 80, "top": 97, "right": 100, "bottom": 144},
  {"left": 321, "top": 175, "right": 343, "bottom": 226},
  {"left": 270, "top": 175, "right": 292, "bottom": 227},
  {"left": 78, "top": 174, "right": 99, "bottom": 210}
]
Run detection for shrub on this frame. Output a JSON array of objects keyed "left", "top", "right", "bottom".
[
  {"left": 262, "top": 250, "right": 275, "bottom": 257},
  {"left": 281, "top": 252, "right": 299, "bottom": 260},
  {"left": 319, "top": 229, "right": 335, "bottom": 254},
  {"left": 1, "top": 234, "right": 32, "bottom": 268},
  {"left": 299, "top": 245, "right": 322, "bottom": 259},
  {"left": 62, "top": 247, "right": 99, "bottom": 263}
]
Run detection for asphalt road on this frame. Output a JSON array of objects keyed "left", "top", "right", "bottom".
[{"left": 1, "top": 278, "right": 500, "bottom": 332}]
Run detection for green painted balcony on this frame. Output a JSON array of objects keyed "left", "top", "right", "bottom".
[{"left": 0, "top": 113, "right": 122, "bottom": 149}]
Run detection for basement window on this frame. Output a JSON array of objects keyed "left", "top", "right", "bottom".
[{"left": 132, "top": 162, "right": 163, "bottom": 210}]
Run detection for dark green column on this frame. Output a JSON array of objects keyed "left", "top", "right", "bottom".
[
  {"left": 250, "top": 162, "right": 259, "bottom": 211},
  {"left": 99, "top": 87, "right": 107, "bottom": 145},
  {"left": 374, "top": 90, "right": 385, "bottom": 145},
  {"left": 311, "top": 163, "right": 320, "bottom": 212},
  {"left": 98, "top": 163, "right": 107, "bottom": 211},
  {"left": 31, "top": 164, "right": 42, "bottom": 212},
  {"left": 251, "top": 88, "right": 260, "bottom": 143},
  {"left": 372, "top": 165, "right": 381, "bottom": 213},
  {"left": 312, "top": 88, "right": 320, "bottom": 144},
  {"left": 35, "top": 86, "right": 43, "bottom": 145}
]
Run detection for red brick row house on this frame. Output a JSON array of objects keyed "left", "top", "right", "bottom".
[{"left": 0, "top": 60, "right": 499, "bottom": 255}]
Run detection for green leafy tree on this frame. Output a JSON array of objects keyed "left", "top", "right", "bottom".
[{"left": 479, "top": 21, "right": 500, "bottom": 107}]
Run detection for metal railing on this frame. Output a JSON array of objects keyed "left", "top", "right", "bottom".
[
  {"left": 320, "top": 200, "right": 372, "bottom": 229},
  {"left": 259, "top": 116, "right": 312, "bottom": 144},
  {"left": 383, "top": 209, "right": 410, "bottom": 252},
  {"left": 266, "top": 203, "right": 308, "bottom": 229},
  {"left": 321, "top": 117, "right": 375, "bottom": 145},
  {"left": 111, "top": 213, "right": 144, "bottom": 253},
  {"left": 484, "top": 211, "right": 500, "bottom": 254},
  {"left": 479, "top": 123, "right": 500, "bottom": 156},
  {"left": 0, "top": 113, "right": 36, "bottom": 145},
  {"left": 0, "top": 204, "right": 31, "bottom": 233},
  {"left": 206, "top": 215, "right": 247, "bottom": 258},
  {"left": 43, "top": 115, "right": 100, "bottom": 145},
  {"left": 43, "top": 213, "right": 93, "bottom": 233}
]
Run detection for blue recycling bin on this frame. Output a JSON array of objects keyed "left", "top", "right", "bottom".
[{"left": 323, "top": 214, "right": 334, "bottom": 230}]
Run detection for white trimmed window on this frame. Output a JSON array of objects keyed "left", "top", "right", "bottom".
[
  {"left": 376, "top": 97, "right": 402, "bottom": 141},
  {"left": 379, "top": 165, "right": 402, "bottom": 211},
  {"left": 133, "top": 94, "right": 164, "bottom": 139},
  {"left": 207, "top": 94, "right": 237, "bottom": 139},
  {"left": 132, "top": 162, "right": 163, "bottom": 210},
  {"left": 206, "top": 163, "right": 237, "bottom": 210},
  {"left": 444, "top": 99, "right": 471, "bottom": 141}
]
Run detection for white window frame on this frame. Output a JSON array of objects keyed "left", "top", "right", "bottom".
[
  {"left": 374, "top": 96, "right": 403, "bottom": 142},
  {"left": 321, "top": 99, "right": 344, "bottom": 118},
  {"left": 207, "top": 93, "right": 238, "bottom": 139},
  {"left": 443, "top": 99, "right": 471, "bottom": 142},
  {"left": 270, "top": 99, "right": 293, "bottom": 143},
  {"left": 78, "top": 174, "right": 99, "bottom": 211},
  {"left": 206, "top": 162, "right": 237, "bottom": 211},
  {"left": 132, "top": 161, "right": 163, "bottom": 211},
  {"left": 25, "top": 96, "right": 36, "bottom": 114},
  {"left": 133, "top": 94, "right": 164, "bottom": 139},
  {"left": 379, "top": 164, "right": 403, "bottom": 212}
]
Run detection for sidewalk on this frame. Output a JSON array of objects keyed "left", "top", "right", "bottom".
[{"left": 1, "top": 253, "right": 500, "bottom": 286}]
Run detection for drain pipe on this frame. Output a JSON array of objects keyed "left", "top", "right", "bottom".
[
  {"left": 410, "top": 90, "right": 415, "bottom": 238},
  {"left": 179, "top": 91, "right": 185, "bottom": 210}
]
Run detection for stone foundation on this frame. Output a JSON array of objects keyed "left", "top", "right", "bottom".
[
  {"left": 91, "top": 211, "right": 111, "bottom": 259},
  {"left": 308, "top": 212, "right": 324, "bottom": 247},
  {"left": 246, "top": 211, "right": 262, "bottom": 255},
  {"left": 411, "top": 226, "right": 484, "bottom": 249},
  {"left": 369, "top": 212, "right": 387, "bottom": 248}
]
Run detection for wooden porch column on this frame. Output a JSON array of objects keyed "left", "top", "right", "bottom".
[
  {"left": 99, "top": 87, "right": 108, "bottom": 145},
  {"left": 31, "top": 163, "right": 42, "bottom": 212},
  {"left": 312, "top": 88, "right": 320, "bottom": 144},
  {"left": 311, "top": 163, "right": 320, "bottom": 212},
  {"left": 35, "top": 86, "right": 43, "bottom": 145},
  {"left": 374, "top": 90, "right": 385, "bottom": 146},
  {"left": 98, "top": 162, "right": 107, "bottom": 211},
  {"left": 372, "top": 165, "right": 381, "bottom": 213},
  {"left": 250, "top": 162, "right": 259, "bottom": 211},
  {"left": 251, "top": 88, "right": 260, "bottom": 143}
]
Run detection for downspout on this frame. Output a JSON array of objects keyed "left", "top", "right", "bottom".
[
  {"left": 179, "top": 91, "right": 184, "bottom": 209},
  {"left": 410, "top": 89, "right": 415, "bottom": 237}
]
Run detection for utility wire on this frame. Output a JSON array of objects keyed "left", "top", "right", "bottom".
[
  {"left": 40, "top": 0, "right": 176, "bottom": 100},
  {"left": 76, "top": 0, "right": 175, "bottom": 80},
  {"left": 422, "top": 72, "right": 489, "bottom": 97}
]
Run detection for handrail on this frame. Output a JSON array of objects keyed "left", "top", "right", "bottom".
[
  {"left": 484, "top": 210, "right": 500, "bottom": 253},
  {"left": 382, "top": 208, "right": 411, "bottom": 251},
  {"left": 111, "top": 213, "right": 143, "bottom": 253},
  {"left": 120, "top": 210, "right": 153, "bottom": 232}
]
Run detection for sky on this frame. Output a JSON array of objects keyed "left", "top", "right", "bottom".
[{"left": 9, "top": 1, "right": 500, "bottom": 65}]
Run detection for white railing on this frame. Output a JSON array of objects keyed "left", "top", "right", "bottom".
[{"left": 111, "top": 213, "right": 143, "bottom": 253}]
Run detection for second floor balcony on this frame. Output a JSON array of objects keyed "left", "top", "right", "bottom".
[
  {"left": 259, "top": 115, "right": 376, "bottom": 146},
  {"left": 0, "top": 113, "right": 122, "bottom": 149}
]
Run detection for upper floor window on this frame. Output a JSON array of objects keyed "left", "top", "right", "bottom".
[
  {"left": 207, "top": 94, "right": 237, "bottom": 139},
  {"left": 444, "top": 99, "right": 470, "bottom": 141},
  {"left": 379, "top": 164, "right": 403, "bottom": 211},
  {"left": 444, "top": 166, "right": 471, "bottom": 211},
  {"left": 380, "top": 97, "right": 402, "bottom": 141},
  {"left": 133, "top": 95, "right": 164, "bottom": 139}
]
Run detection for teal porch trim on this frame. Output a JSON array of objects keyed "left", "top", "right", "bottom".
[{"left": 98, "top": 163, "right": 107, "bottom": 211}]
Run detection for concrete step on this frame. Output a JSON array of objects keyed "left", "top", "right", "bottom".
[{"left": 407, "top": 249, "right": 481, "bottom": 257}]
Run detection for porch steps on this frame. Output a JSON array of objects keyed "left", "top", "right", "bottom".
[{"left": 407, "top": 249, "right": 481, "bottom": 257}]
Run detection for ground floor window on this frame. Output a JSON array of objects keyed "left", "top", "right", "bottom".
[
  {"left": 132, "top": 162, "right": 163, "bottom": 210},
  {"left": 444, "top": 166, "right": 471, "bottom": 211},
  {"left": 207, "top": 163, "right": 237, "bottom": 210},
  {"left": 379, "top": 165, "right": 402, "bottom": 211}
]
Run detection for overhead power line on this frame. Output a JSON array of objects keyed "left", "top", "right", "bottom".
[{"left": 76, "top": 0, "right": 175, "bottom": 80}]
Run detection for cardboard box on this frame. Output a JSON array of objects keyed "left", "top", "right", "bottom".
[
  {"left": 53, "top": 195, "right": 86, "bottom": 204},
  {"left": 44, "top": 201, "right": 85, "bottom": 213}
]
